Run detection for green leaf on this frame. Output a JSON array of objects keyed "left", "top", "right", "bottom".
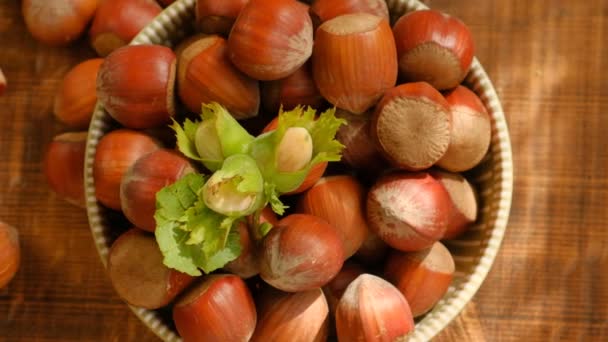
[
  {"left": 200, "top": 225, "right": 241, "bottom": 273},
  {"left": 275, "top": 105, "right": 318, "bottom": 136},
  {"left": 259, "top": 222, "right": 273, "bottom": 237},
  {"left": 186, "top": 206, "right": 241, "bottom": 274},
  {"left": 172, "top": 118, "right": 202, "bottom": 161},
  {"left": 154, "top": 172, "right": 242, "bottom": 275},
  {"left": 309, "top": 107, "right": 347, "bottom": 164},
  {"left": 183, "top": 199, "right": 209, "bottom": 245},
  {"left": 264, "top": 182, "right": 287, "bottom": 215},
  {"left": 155, "top": 220, "right": 203, "bottom": 276},
  {"left": 155, "top": 173, "right": 208, "bottom": 276}
]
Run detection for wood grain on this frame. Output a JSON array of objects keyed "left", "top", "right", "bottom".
[{"left": 1, "top": 0, "right": 607, "bottom": 341}]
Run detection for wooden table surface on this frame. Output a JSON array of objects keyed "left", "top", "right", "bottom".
[{"left": 1, "top": 0, "right": 607, "bottom": 341}]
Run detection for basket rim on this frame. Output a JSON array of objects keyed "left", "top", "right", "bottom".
[{"left": 84, "top": 0, "right": 514, "bottom": 341}]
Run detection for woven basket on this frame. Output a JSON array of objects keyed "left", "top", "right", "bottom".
[{"left": 84, "top": 0, "right": 514, "bottom": 340}]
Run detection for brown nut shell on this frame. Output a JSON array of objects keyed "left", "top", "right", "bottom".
[
  {"left": 223, "top": 222, "right": 260, "bottom": 279},
  {"left": 372, "top": 82, "right": 451, "bottom": 171},
  {"left": 297, "top": 175, "right": 370, "bottom": 258},
  {"left": 97, "top": 45, "right": 177, "bottom": 129},
  {"left": 261, "top": 62, "right": 325, "bottom": 114},
  {"left": 430, "top": 169, "right": 478, "bottom": 239},
  {"left": 22, "top": 0, "right": 98, "bottom": 46},
  {"left": 384, "top": 241, "right": 455, "bottom": 317},
  {"left": 0, "top": 222, "right": 20, "bottom": 289},
  {"left": 89, "top": 0, "right": 162, "bottom": 56},
  {"left": 120, "top": 149, "right": 194, "bottom": 232},
  {"left": 195, "top": 0, "right": 249, "bottom": 35},
  {"left": 323, "top": 261, "right": 365, "bottom": 316},
  {"left": 335, "top": 109, "right": 385, "bottom": 173},
  {"left": 259, "top": 214, "right": 345, "bottom": 292},
  {"left": 366, "top": 172, "right": 450, "bottom": 251},
  {"left": 93, "top": 129, "right": 161, "bottom": 210},
  {"left": 43, "top": 132, "right": 87, "bottom": 208},
  {"left": 313, "top": 13, "right": 397, "bottom": 114},
  {"left": 178, "top": 35, "right": 260, "bottom": 119},
  {"left": 393, "top": 9, "right": 475, "bottom": 90},
  {"left": 228, "top": 0, "right": 313, "bottom": 80},
  {"left": 310, "top": 0, "right": 389, "bottom": 26},
  {"left": 54, "top": 58, "right": 103, "bottom": 129},
  {"left": 437, "top": 85, "right": 491, "bottom": 172},
  {"left": 354, "top": 232, "right": 389, "bottom": 265},
  {"left": 108, "top": 229, "right": 195, "bottom": 309},
  {"left": 252, "top": 288, "right": 329, "bottom": 342},
  {"left": 335, "top": 274, "right": 415, "bottom": 341},
  {"left": 173, "top": 274, "right": 257, "bottom": 342}
]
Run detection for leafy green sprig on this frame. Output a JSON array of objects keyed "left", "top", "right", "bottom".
[{"left": 154, "top": 103, "right": 345, "bottom": 276}]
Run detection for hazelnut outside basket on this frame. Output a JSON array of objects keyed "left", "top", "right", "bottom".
[{"left": 84, "top": 0, "right": 514, "bottom": 340}]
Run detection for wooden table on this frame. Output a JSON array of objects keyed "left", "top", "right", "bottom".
[{"left": 1, "top": 0, "right": 607, "bottom": 341}]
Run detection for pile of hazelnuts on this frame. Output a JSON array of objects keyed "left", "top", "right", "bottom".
[{"left": 33, "top": 0, "right": 493, "bottom": 341}]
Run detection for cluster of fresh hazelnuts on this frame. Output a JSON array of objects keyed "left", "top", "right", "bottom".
[{"left": 28, "top": 0, "right": 493, "bottom": 341}]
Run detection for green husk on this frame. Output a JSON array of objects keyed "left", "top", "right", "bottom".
[
  {"left": 172, "top": 102, "right": 255, "bottom": 171},
  {"left": 202, "top": 154, "right": 266, "bottom": 217},
  {"left": 248, "top": 106, "right": 346, "bottom": 193}
]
